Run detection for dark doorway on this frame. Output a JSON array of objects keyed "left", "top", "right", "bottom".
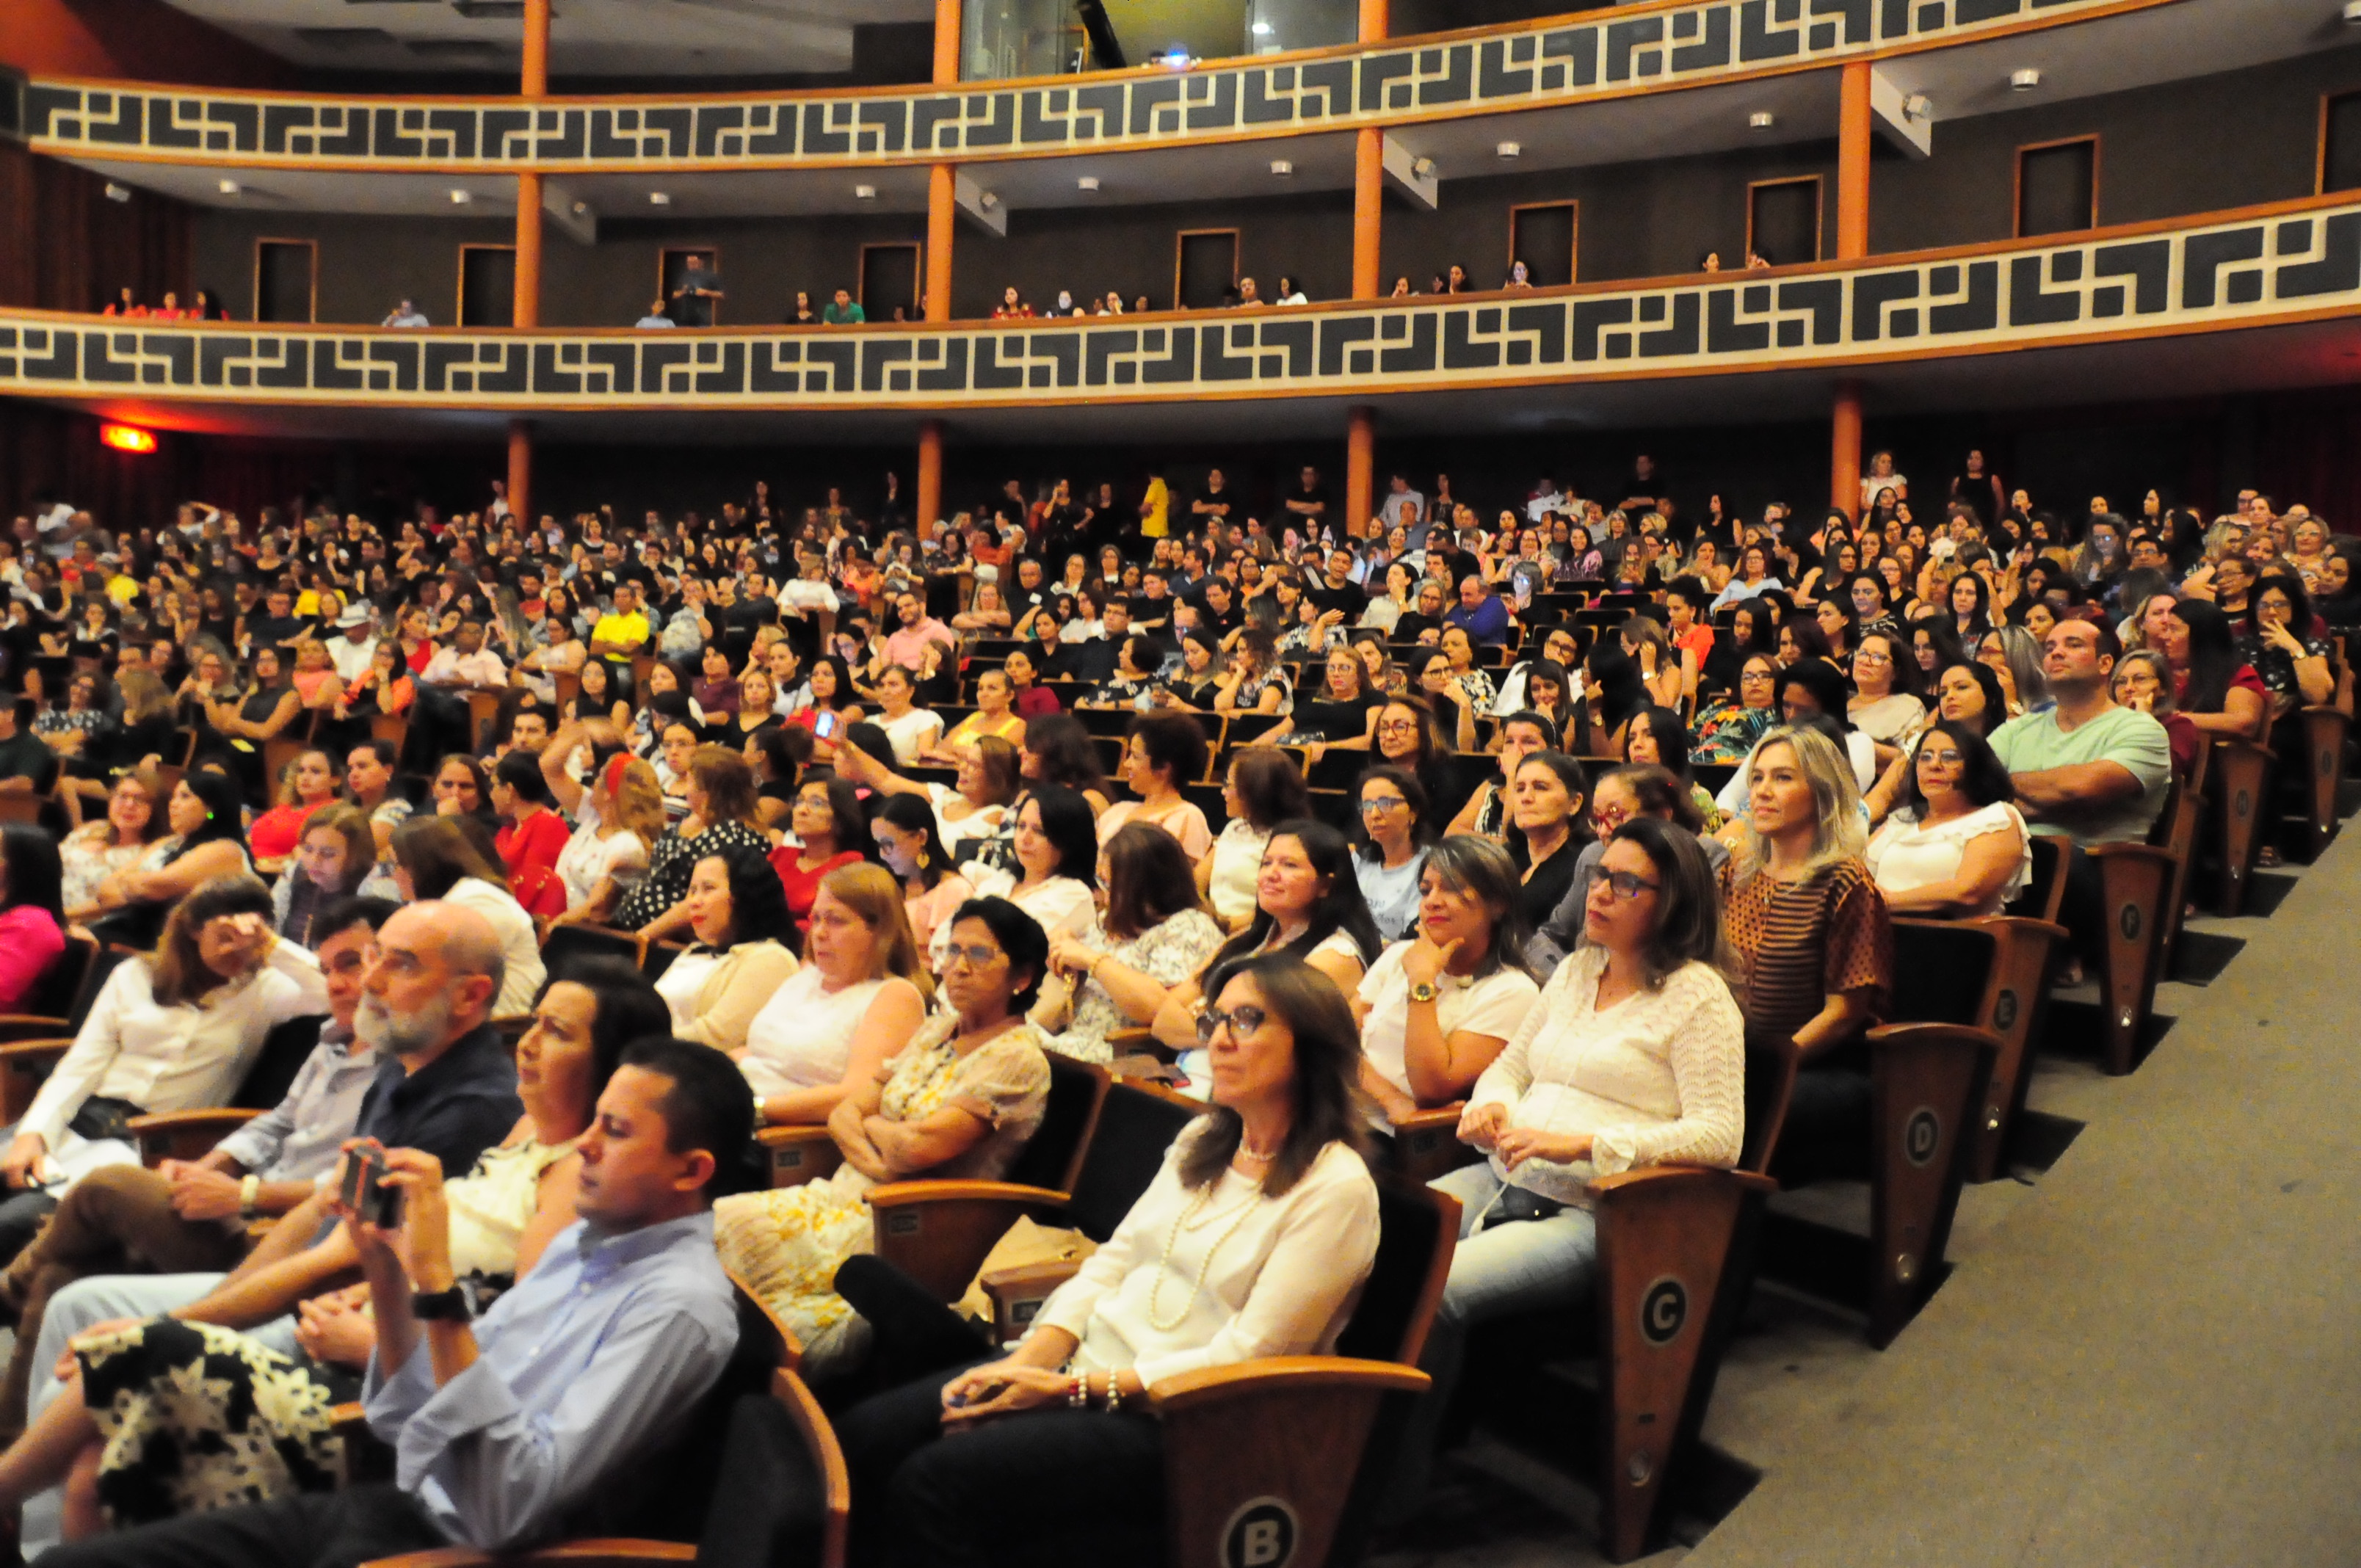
[
  {"left": 1174, "top": 230, "right": 1239, "bottom": 311},
  {"left": 1747, "top": 178, "right": 1821, "bottom": 268},
  {"left": 253, "top": 240, "right": 316, "bottom": 324},
  {"left": 860, "top": 242, "right": 921, "bottom": 323},
  {"left": 1509, "top": 201, "right": 1577, "bottom": 287},
  {"left": 2017, "top": 139, "right": 2098, "bottom": 237},
  {"left": 2326, "top": 92, "right": 2361, "bottom": 194},
  {"left": 458, "top": 245, "right": 516, "bottom": 327}
]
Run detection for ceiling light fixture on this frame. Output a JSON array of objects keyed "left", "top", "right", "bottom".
[
  {"left": 1250, "top": 20, "right": 1272, "bottom": 34},
  {"left": 1748, "top": 111, "right": 1774, "bottom": 130},
  {"left": 2010, "top": 68, "right": 2042, "bottom": 91},
  {"left": 217, "top": 178, "right": 241, "bottom": 195},
  {"left": 854, "top": 184, "right": 877, "bottom": 200},
  {"left": 980, "top": 191, "right": 999, "bottom": 208},
  {"left": 648, "top": 191, "right": 671, "bottom": 205},
  {"left": 1077, "top": 175, "right": 1100, "bottom": 192},
  {"left": 1902, "top": 92, "right": 1933, "bottom": 121},
  {"left": 103, "top": 182, "right": 131, "bottom": 203},
  {"left": 448, "top": 188, "right": 472, "bottom": 204},
  {"left": 1495, "top": 140, "right": 1522, "bottom": 159},
  {"left": 571, "top": 200, "right": 588, "bottom": 215},
  {"left": 1269, "top": 159, "right": 1294, "bottom": 175},
  {"left": 2343, "top": 0, "right": 2360, "bottom": 21}
]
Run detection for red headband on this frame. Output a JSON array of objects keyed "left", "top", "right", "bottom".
[{"left": 603, "top": 754, "right": 632, "bottom": 799}]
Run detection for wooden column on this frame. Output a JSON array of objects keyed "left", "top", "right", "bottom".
[
  {"left": 1359, "top": 0, "right": 1387, "bottom": 41},
  {"left": 1352, "top": 0, "right": 1387, "bottom": 300},
  {"left": 1836, "top": 60, "right": 1871, "bottom": 261},
  {"left": 508, "top": 418, "right": 533, "bottom": 529},
  {"left": 1830, "top": 381, "right": 1862, "bottom": 518},
  {"left": 514, "top": 0, "right": 549, "bottom": 329},
  {"left": 917, "top": 419, "right": 946, "bottom": 532},
  {"left": 1346, "top": 406, "right": 1376, "bottom": 540},
  {"left": 926, "top": 164, "right": 955, "bottom": 323}
]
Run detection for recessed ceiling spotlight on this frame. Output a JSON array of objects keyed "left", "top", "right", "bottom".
[
  {"left": 1269, "top": 159, "right": 1294, "bottom": 176},
  {"left": 570, "top": 200, "right": 588, "bottom": 215},
  {"left": 1748, "top": 111, "right": 1774, "bottom": 130},
  {"left": 103, "top": 182, "right": 131, "bottom": 203},
  {"left": 1077, "top": 175, "right": 1100, "bottom": 192},
  {"left": 1495, "top": 140, "right": 1521, "bottom": 159},
  {"left": 854, "top": 184, "right": 877, "bottom": 200},
  {"left": 2010, "top": 68, "right": 2042, "bottom": 91},
  {"left": 2345, "top": 0, "right": 2361, "bottom": 22},
  {"left": 448, "top": 188, "right": 472, "bottom": 205},
  {"left": 217, "top": 178, "right": 240, "bottom": 195},
  {"left": 648, "top": 191, "right": 672, "bottom": 205},
  {"left": 1250, "top": 20, "right": 1272, "bottom": 35}
]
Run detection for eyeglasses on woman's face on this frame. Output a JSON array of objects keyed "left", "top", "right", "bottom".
[
  {"left": 1915, "top": 747, "right": 1965, "bottom": 768},
  {"left": 1196, "top": 1003, "right": 1269, "bottom": 1044},
  {"left": 1595, "top": 868, "right": 1660, "bottom": 901},
  {"left": 1377, "top": 718, "right": 1420, "bottom": 738},
  {"left": 1360, "top": 791, "right": 1409, "bottom": 816},
  {"left": 940, "top": 941, "right": 1007, "bottom": 972}
]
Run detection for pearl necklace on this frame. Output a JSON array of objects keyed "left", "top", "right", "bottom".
[{"left": 1145, "top": 1177, "right": 1263, "bottom": 1332}]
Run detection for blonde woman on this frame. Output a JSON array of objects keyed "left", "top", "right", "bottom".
[
  {"left": 59, "top": 772, "right": 163, "bottom": 928},
  {"left": 540, "top": 724, "right": 662, "bottom": 926}
]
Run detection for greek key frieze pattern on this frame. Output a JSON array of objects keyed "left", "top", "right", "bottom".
[
  {"left": 26, "top": 0, "right": 2136, "bottom": 170},
  {"left": 3, "top": 205, "right": 2348, "bottom": 410}
]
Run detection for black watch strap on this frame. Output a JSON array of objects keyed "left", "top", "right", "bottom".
[{"left": 410, "top": 1285, "right": 472, "bottom": 1322}]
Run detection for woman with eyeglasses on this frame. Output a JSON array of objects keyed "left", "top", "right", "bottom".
[
  {"left": 1392, "top": 816, "right": 1743, "bottom": 1509},
  {"left": 838, "top": 951, "right": 1379, "bottom": 1568},
  {"left": 2110, "top": 648, "right": 2202, "bottom": 782},
  {"left": 1527, "top": 763, "right": 1733, "bottom": 974},
  {"left": 1846, "top": 631, "right": 1925, "bottom": 744},
  {"left": 717, "top": 895, "right": 1051, "bottom": 1377},
  {"left": 1692, "top": 653, "right": 1781, "bottom": 765},
  {"left": 1863, "top": 722, "right": 2030, "bottom": 919},
  {"left": 1353, "top": 766, "right": 1437, "bottom": 943}
]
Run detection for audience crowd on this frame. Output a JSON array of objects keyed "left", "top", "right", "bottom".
[{"left": 0, "top": 449, "right": 2347, "bottom": 1567}]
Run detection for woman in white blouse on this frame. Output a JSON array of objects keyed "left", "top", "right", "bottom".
[
  {"left": 735, "top": 865, "right": 929, "bottom": 1127},
  {"left": 540, "top": 727, "right": 661, "bottom": 926},
  {"left": 0, "top": 875, "right": 327, "bottom": 1263},
  {"left": 1353, "top": 836, "right": 1542, "bottom": 1128},
  {"left": 1398, "top": 816, "right": 1744, "bottom": 1504},
  {"left": 838, "top": 952, "right": 1380, "bottom": 1567},
  {"left": 388, "top": 816, "right": 545, "bottom": 1018},
  {"left": 654, "top": 843, "right": 802, "bottom": 1055},
  {"left": 1846, "top": 631, "right": 1927, "bottom": 745},
  {"left": 980, "top": 786, "right": 1100, "bottom": 944},
  {"left": 1195, "top": 751, "right": 1310, "bottom": 932},
  {"left": 1863, "top": 721, "right": 2031, "bottom": 918}
]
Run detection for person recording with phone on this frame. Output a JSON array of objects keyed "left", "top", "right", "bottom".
[{"left": 23, "top": 1032, "right": 752, "bottom": 1568}]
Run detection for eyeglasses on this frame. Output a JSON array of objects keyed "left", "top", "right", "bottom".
[
  {"left": 1595, "top": 869, "right": 1661, "bottom": 901},
  {"left": 1916, "top": 747, "right": 1965, "bottom": 766},
  {"left": 1739, "top": 669, "right": 1774, "bottom": 683},
  {"left": 1361, "top": 794, "right": 1408, "bottom": 814},
  {"left": 1377, "top": 719, "right": 1421, "bottom": 736},
  {"left": 1592, "top": 804, "right": 1633, "bottom": 831},
  {"left": 1196, "top": 1003, "right": 1269, "bottom": 1044},
  {"left": 1855, "top": 650, "right": 1892, "bottom": 667},
  {"left": 940, "top": 943, "right": 1007, "bottom": 971}
]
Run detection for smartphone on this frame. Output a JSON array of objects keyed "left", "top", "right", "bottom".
[
  {"left": 813, "top": 711, "right": 841, "bottom": 741},
  {"left": 337, "top": 1142, "right": 405, "bottom": 1229}
]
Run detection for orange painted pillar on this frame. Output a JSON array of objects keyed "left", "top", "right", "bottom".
[
  {"left": 1352, "top": 0, "right": 1387, "bottom": 300},
  {"left": 521, "top": 0, "right": 550, "bottom": 94},
  {"left": 926, "top": 164, "right": 956, "bottom": 323},
  {"left": 917, "top": 419, "right": 946, "bottom": 532},
  {"left": 508, "top": 419, "right": 533, "bottom": 529},
  {"left": 1836, "top": 60, "right": 1871, "bottom": 261},
  {"left": 1346, "top": 407, "right": 1376, "bottom": 540},
  {"left": 1831, "top": 381, "right": 1863, "bottom": 518},
  {"left": 1359, "top": 0, "right": 1387, "bottom": 42},
  {"left": 514, "top": 0, "right": 549, "bottom": 330}
]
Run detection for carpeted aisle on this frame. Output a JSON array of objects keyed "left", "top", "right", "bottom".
[{"left": 1686, "top": 829, "right": 2361, "bottom": 1568}]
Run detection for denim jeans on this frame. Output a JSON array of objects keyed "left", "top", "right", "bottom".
[{"left": 1389, "top": 1161, "right": 1600, "bottom": 1513}]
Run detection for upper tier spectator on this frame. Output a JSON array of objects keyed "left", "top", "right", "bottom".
[
  {"left": 635, "top": 300, "right": 675, "bottom": 329},
  {"left": 382, "top": 300, "right": 429, "bottom": 328},
  {"left": 670, "top": 253, "right": 724, "bottom": 327},
  {"left": 822, "top": 288, "right": 866, "bottom": 325}
]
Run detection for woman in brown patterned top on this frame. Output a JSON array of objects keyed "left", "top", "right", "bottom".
[{"left": 1720, "top": 725, "right": 1893, "bottom": 1184}]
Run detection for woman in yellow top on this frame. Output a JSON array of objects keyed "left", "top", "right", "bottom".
[{"left": 927, "top": 668, "right": 1027, "bottom": 761}]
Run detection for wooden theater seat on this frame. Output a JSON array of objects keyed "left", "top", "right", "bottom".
[
  {"left": 1893, "top": 916, "right": 2066, "bottom": 1184},
  {"left": 2205, "top": 736, "right": 2274, "bottom": 917}
]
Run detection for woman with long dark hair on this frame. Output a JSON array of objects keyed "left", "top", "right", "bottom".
[
  {"left": 2156, "top": 599, "right": 2268, "bottom": 741},
  {"left": 86, "top": 771, "right": 252, "bottom": 952},
  {"left": 0, "top": 825, "right": 65, "bottom": 1012},
  {"left": 1032, "top": 823, "right": 1224, "bottom": 1064},
  {"left": 388, "top": 816, "right": 545, "bottom": 1016},
  {"left": 654, "top": 841, "right": 802, "bottom": 1054}
]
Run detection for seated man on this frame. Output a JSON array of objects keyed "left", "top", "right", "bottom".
[
  {"left": 37, "top": 1034, "right": 751, "bottom": 1568},
  {"left": 1443, "top": 575, "right": 1510, "bottom": 648},
  {"left": 1987, "top": 619, "right": 2172, "bottom": 968},
  {"left": 0, "top": 897, "right": 398, "bottom": 1439}
]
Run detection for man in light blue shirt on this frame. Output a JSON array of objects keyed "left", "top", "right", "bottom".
[{"left": 46, "top": 1037, "right": 754, "bottom": 1568}]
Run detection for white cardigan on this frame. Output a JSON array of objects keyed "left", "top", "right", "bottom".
[
  {"left": 24, "top": 940, "right": 328, "bottom": 1152},
  {"left": 1036, "top": 1126, "right": 1379, "bottom": 1390}
]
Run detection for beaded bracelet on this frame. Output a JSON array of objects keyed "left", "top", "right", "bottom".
[
  {"left": 1067, "top": 1373, "right": 1088, "bottom": 1409},
  {"left": 1102, "top": 1371, "right": 1122, "bottom": 1413}
]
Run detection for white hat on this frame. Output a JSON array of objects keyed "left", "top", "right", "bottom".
[{"left": 336, "top": 604, "right": 374, "bottom": 628}]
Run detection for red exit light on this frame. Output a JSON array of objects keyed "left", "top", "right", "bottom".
[{"left": 99, "top": 423, "right": 157, "bottom": 454}]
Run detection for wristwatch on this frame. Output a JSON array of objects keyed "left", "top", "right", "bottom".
[
  {"left": 1407, "top": 981, "right": 1440, "bottom": 1004},
  {"left": 410, "top": 1285, "right": 472, "bottom": 1323},
  {"left": 238, "top": 1175, "right": 261, "bottom": 1221}
]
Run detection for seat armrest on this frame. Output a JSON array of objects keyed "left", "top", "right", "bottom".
[
  {"left": 1387, "top": 1103, "right": 1480, "bottom": 1186},
  {"left": 0, "top": 1016, "right": 69, "bottom": 1045},
  {"left": 755, "top": 1125, "right": 843, "bottom": 1189},
  {"left": 1586, "top": 1164, "right": 1778, "bottom": 1199},
  {"left": 866, "top": 1180, "right": 1070, "bottom": 1304},
  {"left": 130, "top": 1108, "right": 262, "bottom": 1168},
  {"left": 0, "top": 1039, "right": 72, "bottom": 1127},
  {"left": 363, "top": 1545, "right": 697, "bottom": 1568},
  {"left": 982, "top": 1257, "right": 1087, "bottom": 1346}
]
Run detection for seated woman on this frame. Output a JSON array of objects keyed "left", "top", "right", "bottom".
[
  {"left": 1863, "top": 722, "right": 2031, "bottom": 919},
  {"left": 84, "top": 772, "right": 253, "bottom": 953},
  {"left": 1393, "top": 817, "right": 1742, "bottom": 1506},
  {"left": 2111, "top": 649, "right": 2202, "bottom": 781},
  {"left": 543, "top": 740, "right": 662, "bottom": 927},
  {"left": 735, "top": 864, "right": 931, "bottom": 1128},
  {"left": 871, "top": 666, "right": 947, "bottom": 765},
  {"left": 0, "top": 876, "right": 326, "bottom": 1266},
  {"left": 1214, "top": 630, "right": 1294, "bottom": 719},
  {"left": 1507, "top": 751, "right": 1590, "bottom": 932},
  {"left": 269, "top": 805, "right": 391, "bottom": 948},
  {"left": 198, "top": 648, "right": 302, "bottom": 806},
  {"left": 1445, "top": 711, "right": 1558, "bottom": 841},
  {"left": 388, "top": 816, "right": 546, "bottom": 1017},
  {"left": 840, "top": 732, "right": 1023, "bottom": 870},
  {"left": 2156, "top": 599, "right": 2268, "bottom": 742},
  {"left": 490, "top": 751, "right": 572, "bottom": 917},
  {"left": 1095, "top": 714, "right": 1214, "bottom": 856},
  {"left": 1721, "top": 726, "right": 1893, "bottom": 1185},
  {"left": 614, "top": 746, "right": 773, "bottom": 937},
  {"left": 1198, "top": 750, "right": 1310, "bottom": 932},
  {"left": 0, "top": 962, "right": 667, "bottom": 1536},
  {"left": 59, "top": 773, "right": 163, "bottom": 932},
  {"left": 871, "top": 796, "right": 976, "bottom": 958},
  {"left": 1624, "top": 706, "right": 1722, "bottom": 830},
  {"left": 1354, "top": 765, "right": 1437, "bottom": 944},
  {"left": 1153, "top": 820, "right": 1382, "bottom": 1075},
  {"left": 0, "top": 826, "right": 66, "bottom": 1014},
  {"left": 772, "top": 776, "right": 872, "bottom": 934},
  {"left": 1846, "top": 631, "right": 1926, "bottom": 745},
  {"left": 1031, "top": 824, "right": 1225, "bottom": 1064},
  {"left": 1863, "top": 661, "right": 2009, "bottom": 827},
  {"left": 717, "top": 896, "right": 1053, "bottom": 1376},
  {"left": 655, "top": 842, "right": 802, "bottom": 1054},
  {"left": 1352, "top": 835, "right": 1540, "bottom": 1128},
  {"left": 928, "top": 669, "right": 1025, "bottom": 763},
  {"left": 243, "top": 751, "right": 340, "bottom": 877},
  {"left": 1691, "top": 653, "right": 1780, "bottom": 764},
  {"left": 837, "top": 951, "right": 1379, "bottom": 1568},
  {"left": 985, "top": 785, "right": 1100, "bottom": 943},
  {"left": 1021, "top": 716, "right": 1114, "bottom": 817},
  {"left": 1527, "top": 763, "right": 1733, "bottom": 976}
]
